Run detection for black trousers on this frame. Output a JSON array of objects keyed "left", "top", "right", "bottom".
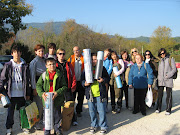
[
  {"left": 121, "top": 81, "right": 128, "bottom": 108},
  {"left": 156, "top": 86, "right": 172, "bottom": 112},
  {"left": 134, "top": 88, "right": 147, "bottom": 113},
  {"left": 6, "top": 97, "right": 25, "bottom": 129},
  {"left": 72, "top": 81, "right": 85, "bottom": 113}
]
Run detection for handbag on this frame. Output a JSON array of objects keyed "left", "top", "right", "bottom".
[{"left": 145, "top": 88, "right": 153, "bottom": 107}]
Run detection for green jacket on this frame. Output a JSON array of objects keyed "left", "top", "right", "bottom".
[{"left": 36, "top": 69, "right": 67, "bottom": 108}]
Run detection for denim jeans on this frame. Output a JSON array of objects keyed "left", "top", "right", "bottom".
[{"left": 88, "top": 96, "right": 108, "bottom": 130}]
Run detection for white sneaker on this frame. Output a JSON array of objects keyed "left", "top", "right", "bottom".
[
  {"left": 72, "top": 121, "right": 78, "bottom": 126},
  {"left": 165, "top": 112, "right": 171, "bottom": 115},
  {"left": 22, "top": 128, "right": 30, "bottom": 134},
  {"left": 6, "top": 128, "right": 12, "bottom": 135},
  {"left": 155, "top": 110, "right": 160, "bottom": 113}
]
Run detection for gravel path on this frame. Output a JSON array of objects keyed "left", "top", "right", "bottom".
[{"left": 1, "top": 69, "right": 180, "bottom": 135}]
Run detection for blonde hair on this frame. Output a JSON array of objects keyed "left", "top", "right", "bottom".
[
  {"left": 130, "top": 48, "right": 139, "bottom": 63},
  {"left": 56, "top": 48, "right": 65, "bottom": 54}
]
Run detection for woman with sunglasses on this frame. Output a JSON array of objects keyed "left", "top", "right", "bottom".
[
  {"left": 130, "top": 48, "right": 139, "bottom": 63},
  {"left": 56, "top": 48, "right": 77, "bottom": 126},
  {"left": 155, "top": 48, "right": 176, "bottom": 115},
  {"left": 144, "top": 50, "right": 159, "bottom": 107}
]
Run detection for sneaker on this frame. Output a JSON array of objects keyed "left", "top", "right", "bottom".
[
  {"left": 165, "top": 112, "right": 171, "bottom": 115},
  {"left": 6, "top": 128, "right": 12, "bottom": 135},
  {"left": 112, "top": 109, "right": 117, "bottom": 114},
  {"left": 72, "top": 121, "right": 78, "bottom": 126},
  {"left": 89, "top": 127, "right": 97, "bottom": 134},
  {"left": 100, "top": 129, "right": 107, "bottom": 134},
  {"left": 116, "top": 107, "right": 121, "bottom": 113},
  {"left": 22, "top": 128, "right": 30, "bottom": 134},
  {"left": 155, "top": 110, "right": 160, "bottom": 113},
  {"left": 77, "top": 112, "right": 82, "bottom": 117}
]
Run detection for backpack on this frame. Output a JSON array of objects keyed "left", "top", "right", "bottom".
[{"left": 169, "top": 57, "right": 178, "bottom": 79}]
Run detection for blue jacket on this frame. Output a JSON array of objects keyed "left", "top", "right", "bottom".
[
  {"left": 103, "top": 58, "right": 113, "bottom": 76},
  {"left": 128, "top": 62, "right": 154, "bottom": 89}
]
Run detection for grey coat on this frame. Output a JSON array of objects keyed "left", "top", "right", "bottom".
[{"left": 158, "top": 56, "right": 176, "bottom": 88}]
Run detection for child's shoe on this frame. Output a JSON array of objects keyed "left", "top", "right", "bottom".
[
  {"left": 100, "top": 129, "right": 107, "bottom": 135},
  {"left": 6, "top": 128, "right": 12, "bottom": 135},
  {"left": 89, "top": 127, "right": 97, "bottom": 134}
]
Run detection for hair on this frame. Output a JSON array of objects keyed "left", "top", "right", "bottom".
[
  {"left": 48, "top": 43, "right": 56, "bottom": 49},
  {"left": 158, "top": 48, "right": 167, "bottom": 57},
  {"left": 11, "top": 45, "right": 21, "bottom": 53},
  {"left": 121, "top": 50, "right": 130, "bottom": 61},
  {"left": 56, "top": 48, "right": 65, "bottom": 54},
  {"left": 34, "top": 44, "right": 45, "bottom": 52},
  {"left": 130, "top": 48, "right": 139, "bottom": 63},
  {"left": 104, "top": 48, "right": 111, "bottom": 52},
  {"left": 111, "top": 51, "right": 119, "bottom": 61},
  {"left": 45, "top": 57, "right": 56, "bottom": 64},
  {"left": 91, "top": 53, "right": 97, "bottom": 57},
  {"left": 135, "top": 54, "right": 143, "bottom": 61},
  {"left": 144, "top": 50, "right": 155, "bottom": 60}
]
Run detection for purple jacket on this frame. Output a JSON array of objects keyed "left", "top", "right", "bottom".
[{"left": 0, "top": 61, "right": 31, "bottom": 99}]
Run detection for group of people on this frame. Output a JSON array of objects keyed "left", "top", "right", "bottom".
[{"left": 0, "top": 43, "right": 177, "bottom": 135}]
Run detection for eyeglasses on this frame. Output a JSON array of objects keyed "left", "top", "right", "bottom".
[
  {"left": 132, "top": 51, "right": 137, "bottom": 53},
  {"left": 47, "top": 63, "right": 56, "bottom": 66},
  {"left": 160, "top": 53, "right": 165, "bottom": 55},
  {"left": 59, "top": 53, "right": 65, "bottom": 55},
  {"left": 145, "top": 54, "right": 150, "bottom": 56}
]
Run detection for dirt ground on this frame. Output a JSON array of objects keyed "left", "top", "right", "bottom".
[{"left": 0, "top": 69, "right": 180, "bottom": 135}]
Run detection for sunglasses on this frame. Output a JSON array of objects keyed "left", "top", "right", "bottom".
[
  {"left": 132, "top": 51, "right": 137, "bottom": 53},
  {"left": 160, "top": 53, "right": 165, "bottom": 55},
  {"left": 145, "top": 54, "right": 150, "bottom": 56},
  {"left": 59, "top": 53, "right": 65, "bottom": 55}
]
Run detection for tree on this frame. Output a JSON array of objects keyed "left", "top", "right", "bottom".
[
  {"left": 149, "top": 26, "right": 176, "bottom": 55},
  {"left": 0, "top": 0, "right": 32, "bottom": 43}
]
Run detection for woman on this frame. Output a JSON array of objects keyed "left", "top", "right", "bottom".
[
  {"left": 29, "top": 44, "right": 46, "bottom": 130},
  {"left": 128, "top": 54, "right": 153, "bottom": 116},
  {"left": 144, "top": 50, "right": 159, "bottom": 107},
  {"left": 121, "top": 50, "right": 134, "bottom": 109},
  {"left": 155, "top": 48, "right": 176, "bottom": 115},
  {"left": 130, "top": 48, "right": 139, "bottom": 63},
  {"left": 109, "top": 51, "right": 125, "bottom": 113}
]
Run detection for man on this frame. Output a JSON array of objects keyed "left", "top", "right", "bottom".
[{"left": 67, "top": 46, "right": 84, "bottom": 118}]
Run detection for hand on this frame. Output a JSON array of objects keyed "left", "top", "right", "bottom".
[
  {"left": 85, "top": 81, "right": 91, "bottom": 86},
  {"left": 105, "top": 83, "right": 109, "bottom": 92},
  {"left": 71, "top": 88, "right": 76, "bottom": 92},
  {"left": 129, "top": 85, "right": 133, "bottom": 88},
  {"left": 148, "top": 84, "right": 151, "bottom": 88},
  {"left": 52, "top": 92, "right": 58, "bottom": 100},
  {"left": 114, "top": 73, "right": 118, "bottom": 78},
  {"left": 26, "top": 96, "right": 30, "bottom": 100},
  {"left": 33, "top": 89, "right": 38, "bottom": 96},
  {"left": 97, "top": 77, "right": 104, "bottom": 83},
  {"left": 42, "top": 92, "right": 47, "bottom": 101}
]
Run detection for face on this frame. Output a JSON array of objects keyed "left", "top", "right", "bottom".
[
  {"left": 122, "top": 53, "right": 128, "bottom": 60},
  {"left": 160, "top": 51, "right": 165, "bottom": 58},
  {"left": 145, "top": 51, "right": 151, "bottom": 59},
  {"left": 111, "top": 53, "right": 117, "bottom": 61},
  {"left": 49, "top": 47, "right": 55, "bottom": 55},
  {"left": 57, "top": 50, "right": 65, "bottom": 61},
  {"left": 11, "top": 50, "right": 21, "bottom": 61},
  {"left": 92, "top": 56, "right": 97, "bottom": 67},
  {"left": 104, "top": 51, "right": 110, "bottom": 57},
  {"left": 35, "top": 48, "right": 44, "bottom": 58},
  {"left": 46, "top": 61, "right": 56, "bottom": 72},
  {"left": 135, "top": 55, "right": 142, "bottom": 64},
  {"left": 132, "top": 49, "right": 138, "bottom": 56},
  {"left": 73, "top": 46, "right": 80, "bottom": 57}
]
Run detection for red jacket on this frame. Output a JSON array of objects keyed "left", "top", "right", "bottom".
[{"left": 56, "top": 62, "right": 76, "bottom": 92}]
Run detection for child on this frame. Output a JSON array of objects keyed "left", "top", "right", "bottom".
[
  {"left": 0, "top": 45, "right": 31, "bottom": 135},
  {"left": 81, "top": 53, "right": 109, "bottom": 134},
  {"left": 44, "top": 43, "right": 57, "bottom": 60},
  {"left": 36, "top": 57, "right": 67, "bottom": 135}
]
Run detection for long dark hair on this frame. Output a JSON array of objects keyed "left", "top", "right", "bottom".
[
  {"left": 144, "top": 50, "right": 155, "bottom": 60},
  {"left": 121, "top": 50, "right": 130, "bottom": 61},
  {"left": 158, "top": 48, "right": 167, "bottom": 58}
]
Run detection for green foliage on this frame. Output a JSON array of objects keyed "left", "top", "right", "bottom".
[
  {"left": 171, "top": 54, "right": 180, "bottom": 62},
  {"left": 5, "top": 42, "right": 35, "bottom": 63},
  {"left": 0, "top": 0, "right": 32, "bottom": 43}
]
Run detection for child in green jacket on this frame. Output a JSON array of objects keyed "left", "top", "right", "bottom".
[{"left": 36, "top": 57, "right": 67, "bottom": 135}]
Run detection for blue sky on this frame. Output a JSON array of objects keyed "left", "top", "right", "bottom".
[{"left": 22, "top": 0, "right": 180, "bottom": 38}]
